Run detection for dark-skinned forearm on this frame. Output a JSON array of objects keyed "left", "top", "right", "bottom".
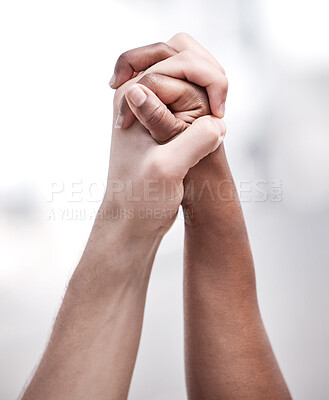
[{"left": 183, "top": 145, "right": 291, "bottom": 400}]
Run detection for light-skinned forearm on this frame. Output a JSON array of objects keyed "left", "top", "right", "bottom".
[
  {"left": 183, "top": 146, "right": 291, "bottom": 400},
  {"left": 22, "top": 208, "right": 162, "bottom": 400}
]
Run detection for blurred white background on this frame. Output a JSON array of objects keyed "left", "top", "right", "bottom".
[{"left": 1, "top": 0, "right": 329, "bottom": 398}]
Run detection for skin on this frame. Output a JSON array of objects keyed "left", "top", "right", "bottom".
[
  {"left": 21, "top": 33, "right": 291, "bottom": 400},
  {"left": 110, "top": 41, "right": 228, "bottom": 120},
  {"left": 21, "top": 38, "right": 225, "bottom": 399},
  {"left": 114, "top": 33, "right": 292, "bottom": 400}
]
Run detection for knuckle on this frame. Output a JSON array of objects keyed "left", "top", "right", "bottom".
[
  {"left": 117, "top": 51, "right": 129, "bottom": 66},
  {"left": 156, "top": 119, "right": 185, "bottom": 143},
  {"left": 214, "top": 74, "right": 228, "bottom": 96},
  {"left": 144, "top": 103, "right": 166, "bottom": 126},
  {"left": 172, "top": 32, "right": 193, "bottom": 44},
  {"left": 154, "top": 41, "right": 171, "bottom": 55},
  {"left": 209, "top": 128, "right": 220, "bottom": 145},
  {"left": 193, "top": 87, "right": 210, "bottom": 115},
  {"left": 201, "top": 117, "right": 220, "bottom": 142},
  {"left": 222, "top": 75, "right": 229, "bottom": 92},
  {"left": 207, "top": 131, "right": 220, "bottom": 148},
  {"left": 171, "top": 119, "right": 187, "bottom": 137},
  {"left": 139, "top": 73, "right": 159, "bottom": 87},
  {"left": 203, "top": 118, "right": 217, "bottom": 134},
  {"left": 180, "top": 49, "right": 195, "bottom": 62}
]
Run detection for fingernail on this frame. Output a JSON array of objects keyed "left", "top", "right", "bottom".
[
  {"left": 115, "top": 112, "right": 124, "bottom": 129},
  {"left": 218, "top": 102, "right": 226, "bottom": 118},
  {"left": 109, "top": 73, "right": 117, "bottom": 87},
  {"left": 126, "top": 85, "right": 147, "bottom": 107}
]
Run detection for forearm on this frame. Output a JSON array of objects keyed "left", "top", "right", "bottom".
[
  {"left": 183, "top": 146, "right": 291, "bottom": 399},
  {"left": 22, "top": 208, "right": 162, "bottom": 400}
]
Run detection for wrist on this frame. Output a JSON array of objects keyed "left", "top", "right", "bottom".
[
  {"left": 68, "top": 203, "right": 163, "bottom": 299},
  {"left": 183, "top": 146, "right": 238, "bottom": 227},
  {"left": 101, "top": 182, "right": 178, "bottom": 238}
]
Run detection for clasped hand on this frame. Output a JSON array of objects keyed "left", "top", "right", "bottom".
[{"left": 102, "top": 33, "right": 228, "bottom": 237}]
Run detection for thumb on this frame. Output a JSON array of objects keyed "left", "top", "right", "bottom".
[
  {"left": 159, "top": 115, "right": 226, "bottom": 179},
  {"left": 124, "top": 83, "right": 188, "bottom": 143}
]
